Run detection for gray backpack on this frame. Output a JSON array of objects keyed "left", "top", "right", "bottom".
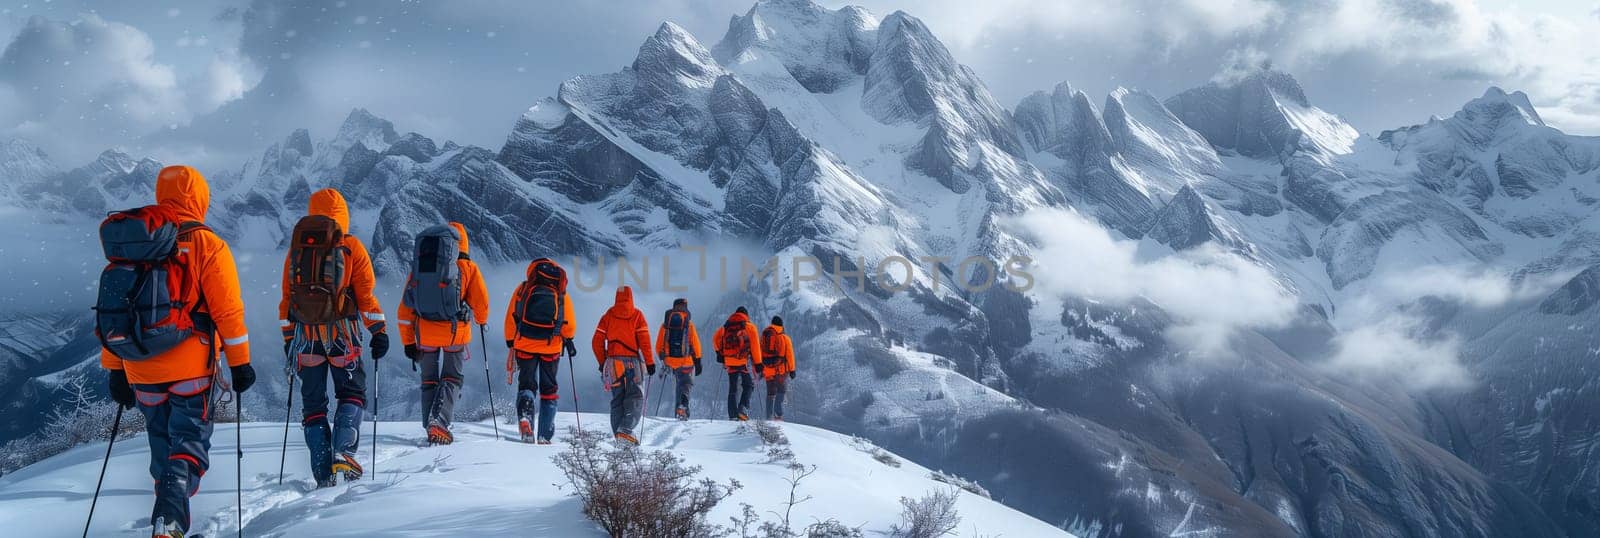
[{"left": 403, "top": 225, "right": 466, "bottom": 322}]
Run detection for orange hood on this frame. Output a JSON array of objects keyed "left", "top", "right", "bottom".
[
  {"left": 155, "top": 165, "right": 210, "bottom": 222},
  {"left": 765, "top": 325, "right": 785, "bottom": 335},
  {"left": 308, "top": 188, "right": 351, "bottom": 231},
  {"left": 607, "top": 286, "right": 638, "bottom": 320},
  {"left": 449, "top": 222, "right": 470, "bottom": 254},
  {"left": 726, "top": 312, "right": 750, "bottom": 325}
]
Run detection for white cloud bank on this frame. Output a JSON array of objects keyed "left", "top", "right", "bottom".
[{"left": 1008, "top": 208, "right": 1297, "bottom": 357}]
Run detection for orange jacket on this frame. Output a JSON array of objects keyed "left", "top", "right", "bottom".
[
  {"left": 654, "top": 310, "right": 701, "bottom": 369},
  {"left": 504, "top": 260, "right": 577, "bottom": 356},
  {"left": 397, "top": 222, "right": 490, "bottom": 348},
  {"left": 100, "top": 165, "right": 252, "bottom": 384},
  {"left": 591, "top": 287, "right": 653, "bottom": 377},
  {"left": 758, "top": 325, "right": 796, "bottom": 379},
  {"left": 711, "top": 312, "right": 762, "bottom": 368},
  {"left": 278, "top": 189, "right": 385, "bottom": 342}
]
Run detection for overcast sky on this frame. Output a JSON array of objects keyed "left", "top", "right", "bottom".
[{"left": 0, "top": 0, "right": 1595, "bottom": 168}]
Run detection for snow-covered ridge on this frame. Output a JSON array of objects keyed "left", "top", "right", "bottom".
[{"left": 0, "top": 416, "right": 1071, "bottom": 537}]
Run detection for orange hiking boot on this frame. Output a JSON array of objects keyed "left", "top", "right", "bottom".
[
  {"left": 427, "top": 424, "right": 454, "bottom": 445},
  {"left": 614, "top": 432, "right": 639, "bottom": 445},
  {"left": 736, "top": 413, "right": 749, "bottom": 421},
  {"left": 675, "top": 408, "right": 688, "bottom": 420},
  {"left": 332, "top": 452, "right": 364, "bottom": 481}
]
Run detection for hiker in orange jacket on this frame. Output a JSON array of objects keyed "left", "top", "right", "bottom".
[
  {"left": 655, "top": 298, "right": 702, "bottom": 420},
  {"left": 503, "top": 258, "right": 577, "bottom": 444},
  {"left": 98, "top": 165, "right": 254, "bottom": 537},
  {"left": 591, "top": 286, "right": 653, "bottom": 443},
  {"left": 712, "top": 306, "right": 762, "bottom": 421},
  {"left": 758, "top": 316, "right": 797, "bottom": 421},
  {"left": 397, "top": 222, "right": 490, "bottom": 445},
  {"left": 278, "top": 188, "right": 387, "bottom": 485}
]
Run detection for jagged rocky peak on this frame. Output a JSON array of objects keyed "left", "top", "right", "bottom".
[
  {"left": 334, "top": 107, "right": 399, "bottom": 152},
  {"left": 1165, "top": 68, "right": 1355, "bottom": 159},
  {"left": 283, "top": 128, "right": 314, "bottom": 157},
  {"left": 0, "top": 138, "right": 59, "bottom": 190},
  {"left": 1459, "top": 87, "right": 1545, "bottom": 129},
  {"left": 711, "top": 0, "right": 878, "bottom": 93},
  {"left": 633, "top": 22, "right": 723, "bottom": 88},
  {"left": 1539, "top": 265, "right": 1600, "bottom": 315},
  {"left": 1145, "top": 185, "right": 1224, "bottom": 250},
  {"left": 1014, "top": 81, "right": 1113, "bottom": 159},
  {"left": 384, "top": 132, "right": 440, "bottom": 163}
]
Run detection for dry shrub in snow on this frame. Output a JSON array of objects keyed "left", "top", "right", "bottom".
[
  {"left": 891, "top": 488, "right": 962, "bottom": 538},
  {"left": 554, "top": 427, "right": 739, "bottom": 538}
]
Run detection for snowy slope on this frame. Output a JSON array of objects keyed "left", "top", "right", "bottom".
[{"left": 0, "top": 416, "right": 1069, "bottom": 537}]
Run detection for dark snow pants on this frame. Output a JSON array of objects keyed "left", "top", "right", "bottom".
[
  {"left": 607, "top": 357, "right": 644, "bottom": 436},
  {"left": 764, "top": 376, "right": 788, "bottom": 420},
  {"left": 673, "top": 366, "right": 694, "bottom": 417},
  {"left": 726, "top": 366, "right": 754, "bottom": 419},
  {"left": 516, "top": 353, "right": 561, "bottom": 440},
  {"left": 134, "top": 376, "right": 214, "bottom": 532},
  {"left": 419, "top": 346, "right": 466, "bottom": 430},
  {"left": 295, "top": 340, "right": 366, "bottom": 483}
]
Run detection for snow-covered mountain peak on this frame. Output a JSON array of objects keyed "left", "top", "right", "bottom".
[
  {"left": 1166, "top": 68, "right": 1356, "bottom": 159},
  {"left": 1014, "top": 81, "right": 1111, "bottom": 160},
  {"left": 632, "top": 22, "right": 724, "bottom": 89},
  {"left": 712, "top": 0, "right": 877, "bottom": 93},
  {"left": 332, "top": 107, "right": 399, "bottom": 154},
  {"left": 0, "top": 137, "right": 59, "bottom": 191},
  {"left": 1455, "top": 86, "right": 1547, "bottom": 132}
]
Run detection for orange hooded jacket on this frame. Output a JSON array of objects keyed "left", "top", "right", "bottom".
[
  {"left": 397, "top": 222, "right": 490, "bottom": 348},
  {"left": 100, "top": 165, "right": 252, "bottom": 384},
  {"left": 503, "top": 259, "right": 577, "bottom": 356},
  {"left": 591, "top": 286, "right": 653, "bottom": 379},
  {"left": 758, "top": 325, "right": 796, "bottom": 379},
  {"left": 711, "top": 312, "right": 762, "bottom": 369},
  {"left": 654, "top": 309, "right": 701, "bottom": 370},
  {"left": 278, "top": 188, "right": 386, "bottom": 342}
]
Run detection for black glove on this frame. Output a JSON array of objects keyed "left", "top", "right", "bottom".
[
  {"left": 563, "top": 338, "right": 577, "bottom": 357},
  {"left": 230, "top": 363, "right": 256, "bottom": 393},
  {"left": 505, "top": 340, "right": 515, "bottom": 351},
  {"left": 694, "top": 358, "right": 703, "bottom": 376},
  {"left": 370, "top": 332, "right": 390, "bottom": 360},
  {"left": 715, "top": 353, "right": 724, "bottom": 364},
  {"left": 108, "top": 370, "right": 135, "bottom": 409},
  {"left": 756, "top": 365, "right": 765, "bottom": 378},
  {"left": 647, "top": 363, "right": 657, "bottom": 376},
  {"left": 788, "top": 370, "right": 796, "bottom": 380},
  {"left": 404, "top": 343, "right": 419, "bottom": 361}
]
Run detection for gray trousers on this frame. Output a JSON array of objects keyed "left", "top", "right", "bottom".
[
  {"left": 420, "top": 347, "right": 466, "bottom": 429},
  {"left": 673, "top": 367, "right": 694, "bottom": 415},
  {"left": 608, "top": 357, "right": 644, "bottom": 435}
]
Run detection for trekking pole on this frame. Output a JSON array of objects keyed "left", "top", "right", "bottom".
[
  {"left": 638, "top": 358, "right": 650, "bottom": 440},
  {"left": 650, "top": 368, "right": 666, "bottom": 418},
  {"left": 234, "top": 387, "right": 243, "bottom": 538},
  {"left": 566, "top": 348, "right": 582, "bottom": 432},
  {"left": 370, "top": 352, "right": 379, "bottom": 476},
  {"left": 478, "top": 325, "right": 501, "bottom": 440},
  {"left": 279, "top": 369, "right": 295, "bottom": 485},
  {"left": 82, "top": 405, "right": 124, "bottom": 538}
]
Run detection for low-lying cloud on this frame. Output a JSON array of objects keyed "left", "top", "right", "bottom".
[{"left": 1008, "top": 208, "right": 1297, "bottom": 357}]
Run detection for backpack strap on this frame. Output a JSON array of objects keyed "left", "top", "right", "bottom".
[{"left": 175, "top": 221, "right": 215, "bottom": 335}]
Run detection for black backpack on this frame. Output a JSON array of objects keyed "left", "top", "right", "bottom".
[
  {"left": 94, "top": 206, "right": 212, "bottom": 361},
  {"left": 515, "top": 260, "right": 566, "bottom": 340},
  {"left": 663, "top": 309, "right": 690, "bottom": 357},
  {"left": 404, "top": 225, "right": 466, "bottom": 322}
]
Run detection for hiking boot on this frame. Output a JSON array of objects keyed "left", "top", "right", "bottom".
[
  {"left": 427, "top": 424, "right": 454, "bottom": 445},
  {"left": 614, "top": 432, "right": 639, "bottom": 445},
  {"left": 152, "top": 516, "right": 185, "bottom": 538},
  {"left": 675, "top": 408, "right": 688, "bottom": 421},
  {"left": 736, "top": 413, "right": 749, "bottom": 421},
  {"left": 316, "top": 476, "right": 338, "bottom": 489},
  {"left": 518, "top": 418, "right": 534, "bottom": 443},
  {"left": 332, "top": 452, "right": 363, "bottom": 481},
  {"left": 536, "top": 438, "right": 552, "bottom": 445},
  {"left": 772, "top": 416, "right": 784, "bottom": 422}
]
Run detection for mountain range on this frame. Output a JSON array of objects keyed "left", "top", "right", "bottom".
[{"left": 3, "top": 0, "right": 1599, "bottom": 535}]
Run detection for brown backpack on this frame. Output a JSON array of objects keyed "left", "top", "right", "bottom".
[
  {"left": 761, "top": 327, "right": 784, "bottom": 366},
  {"left": 286, "top": 215, "right": 354, "bottom": 324}
]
